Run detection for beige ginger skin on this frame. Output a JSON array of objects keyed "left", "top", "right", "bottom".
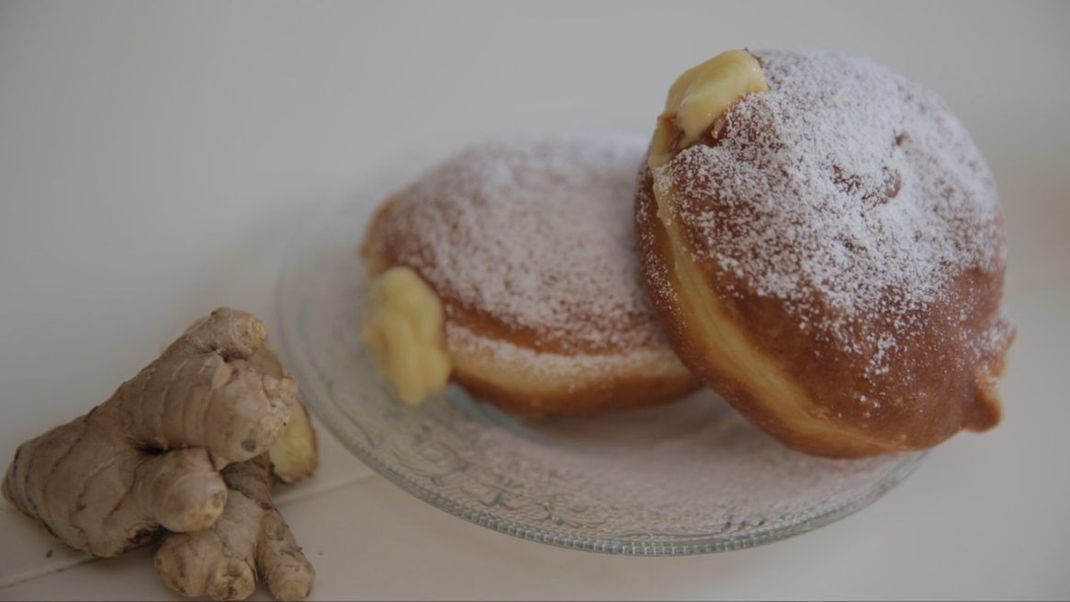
[
  {"left": 153, "top": 342, "right": 318, "bottom": 601},
  {"left": 155, "top": 455, "right": 315, "bottom": 601},
  {"left": 3, "top": 307, "right": 319, "bottom": 601}
]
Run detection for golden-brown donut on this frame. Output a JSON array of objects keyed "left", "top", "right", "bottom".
[
  {"left": 636, "top": 49, "right": 1014, "bottom": 457},
  {"left": 363, "top": 136, "right": 697, "bottom": 415}
]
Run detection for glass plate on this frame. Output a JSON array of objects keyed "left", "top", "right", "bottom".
[{"left": 276, "top": 200, "right": 924, "bottom": 556}]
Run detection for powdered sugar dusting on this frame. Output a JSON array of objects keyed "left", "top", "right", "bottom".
[
  {"left": 655, "top": 50, "right": 1005, "bottom": 358},
  {"left": 382, "top": 136, "right": 664, "bottom": 352},
  {"left": 446, "top": 322, "right": 673, "bottom": 383}
]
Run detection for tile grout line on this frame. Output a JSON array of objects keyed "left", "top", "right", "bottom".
[
  {"left": 275, "top": 470, "right": 379, "bottom": 506},
  {"left": 0, "top": 556, "right": 93, "bottom": 590}
]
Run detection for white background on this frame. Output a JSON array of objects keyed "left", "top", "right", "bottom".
[{"left": 1, "top": 1, "right": 1068, "bottom": 599}]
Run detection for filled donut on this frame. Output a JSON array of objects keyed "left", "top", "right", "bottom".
[
  {"left": 636, "top": 49, "right": 1014, "bottom": 457},
  {"left": 362, "top": 136, "right": 697, "bottom": 415}
]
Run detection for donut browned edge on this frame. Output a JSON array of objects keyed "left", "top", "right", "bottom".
[
  {"left": 361, "top": 196, "right": 699, "bottom": 417},
  {"left": 635, "top": 167, "right": 1012, "bottom": 458}
]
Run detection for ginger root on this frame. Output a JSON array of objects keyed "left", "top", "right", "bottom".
[
  {"left": 2, "top": 308, "right": 295, "bottom": 557},
  {"left": 154, "top": 344, "right": 320, "bottom": 601},
  {"left": 249, "top": 346, "right": 318, "bottom": 484},
  {"left": 155, "top": 455, "right": 315, "bottom": 601}
]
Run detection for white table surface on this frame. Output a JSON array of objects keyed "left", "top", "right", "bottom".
[{"left": 1, "top": 1, "right": 1068, "bottom": 600}]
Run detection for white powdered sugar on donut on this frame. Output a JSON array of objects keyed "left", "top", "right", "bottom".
[
  {"left": 381, "top": 135, "right": 663, "bottom": 353},
  {"left": 655, "top": 49, "right": 1005, "bottom": 355},
  {"left": 446, "top": 322, "right": 674, "bottom": 382}
]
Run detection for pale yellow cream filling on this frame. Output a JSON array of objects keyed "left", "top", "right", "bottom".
[
  {"left": 361, "top": 266, "right": 452, "bottom": 405},
  {"left": 649, "top": 49, "right": 768, "bottom": 168}
]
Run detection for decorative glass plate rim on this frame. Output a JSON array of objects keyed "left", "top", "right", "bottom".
[{"left": 275, "top": 200, "right": 927, "bottom": 557}]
